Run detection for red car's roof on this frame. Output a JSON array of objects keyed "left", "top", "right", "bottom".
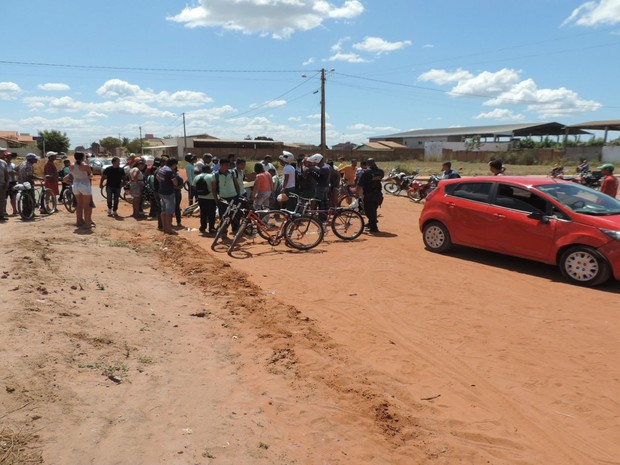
[{"left": 441, "top": 176, "right": 564, "bottom": 187}]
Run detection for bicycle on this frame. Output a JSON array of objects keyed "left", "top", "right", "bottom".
[
  {"left": 13, "top": 181, "right": 57, "bottom": 220},
  {"left": 211, "top": 197, "right": 245, "bottom": 250},
  {"left": 101, "top": 180, "right": 134, "bottom": 204},
  {"left": 60, "top": 185, "right": 76, "bottom": 213},
  {"left": 226, "top": 197, "right": 324, "bottom": 256},
  {"left": 290, "top": 194, "right": 364, "bottom": 241}
]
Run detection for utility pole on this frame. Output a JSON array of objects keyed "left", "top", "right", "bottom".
[
  {"left": 320, "top": 68, "right": 326, "bottom": 156},
  {"left": 139, "top": 126, "right": 143, "bottom": 155}
]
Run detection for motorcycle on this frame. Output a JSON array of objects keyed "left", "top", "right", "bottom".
[
  {"left": 383, "top": 168, "right": 419, "bottom": 195},
  {"left": 406, "top": 174, "right": 441, "bottom": 203},
  {"left": 556, "top": 169, "right": 603, "bottom": 190},
  {"left": 571, "top": 170, "right": 603, "bottom": 189}
]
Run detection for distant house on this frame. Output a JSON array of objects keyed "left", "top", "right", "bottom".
[{"left": 0, "top": 131, "right": 37, "bottom": 157}]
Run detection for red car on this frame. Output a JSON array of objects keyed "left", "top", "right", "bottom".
[{"left": 419, "top": 176, "right": 620, "bottom": 286}]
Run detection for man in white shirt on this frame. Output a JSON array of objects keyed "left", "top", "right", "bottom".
[{"left": 279, "top": 151, "right": 296, "bottom": 211}]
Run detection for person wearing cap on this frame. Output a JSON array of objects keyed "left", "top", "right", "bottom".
[
  {"left": 44, "top": 152, "right": 60, "bottom": 207},
  {"left": 356, "top": 158, "right": 384, "bottom": 233},
  {"left": 598, "top": 163, "right": 618, "bottom": 198},
  {"left": 18, "top": 153, "right": 42, "bottom": 184},
  {"left": 0, "top": 150, "right": 9, "bottom": 220},
  {"left": 279, "top": 151, "right": 297, "bottom": 210}
]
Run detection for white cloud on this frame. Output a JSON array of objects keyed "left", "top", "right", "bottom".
[
  {"left": 331, "top": 37, "right": 350, "bottom": 52},
  {"left": 167, "top": 0, "right": 364, "bottom": 39},
  {"left": 352, "top": 37, "right": 412, "bottom": 54},
  {"left": 38, "top": 83, "right": 70, "bottom": 91},
  {"left": 302, "top": 57, "right": 315, "bottom": 66},
  {"left": 420, "top": 67, "right": 602, "bottom": 119},
  {"left": 96, "top": 79, "right": 213, "bottom": 107},
  {"left": 250, "top": 99, "right": 287, "bottom": 109},
  {"left": 327, "top": 52, "right": 368, "bottom": 63},
  {"left": 84, "top": 111, "right": 108, "bottom": 120},
  {"left": 449, "top": 68, "right": 521, "bottom": 97},
  {"left": 562, "top": 0, "right": 620, "bottom": 26},
  {"left": 418, "top": 68, "right": 473, "bottom": 85},
  {"left": 347, "top": 123, "right": 399, "bottom": 132},
  {"left": 24, "top": 94, "right": 177, "bottom": 118},
  {"left": 474, "top": 109, "right": 525, "bottom": 121},
  {"left": 0, "top": 82, "right": 22, "bottom": 100},
  {"left": 422, "top": 44, "right": 434, "bottom": 49},
  {"left": 484, "top": 78, "right": 602, "bottom": 118}
]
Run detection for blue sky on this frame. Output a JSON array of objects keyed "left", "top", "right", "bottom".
[{"left": 1, "top": 0, "right": 620, "bottom": 148}]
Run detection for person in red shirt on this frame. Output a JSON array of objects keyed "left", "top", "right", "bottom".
[
  {"left": 598, "top": 164, "right": 619, "bottom": 198},
  {"left": 44, "top": 152, "right": 60, "bottom": 197}
]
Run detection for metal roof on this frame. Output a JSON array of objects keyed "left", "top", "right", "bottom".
[
  {"left": 373, "top": 122, "right": 589, "bottom": 139},
  {"left": 567, "top": 120, "right": 620, "bottom": 131}
]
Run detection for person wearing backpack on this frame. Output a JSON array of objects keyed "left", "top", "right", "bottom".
[
  {"left": 213, "top": 159, "right": 241, "bottom": 235},
  {"left": 193, "top": 164, "right": 217, "bottom": 234},
  {"left": 356, "top": 158, "right": 384, "bottom": 233}
]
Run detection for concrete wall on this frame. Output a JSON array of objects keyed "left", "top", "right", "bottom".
[
  {"left": 565, "top": 146, "right": 601, "bottom": 162},
  {"left": 602, "top": 146, "right": 620, "bottom": 163},
  {"left": 424, "top": 141, "right": 511, "bottom": 159}
]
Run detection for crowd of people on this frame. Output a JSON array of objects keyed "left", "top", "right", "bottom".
[{"left": 2, "top": 148, "right": 616, "bottom": 232}]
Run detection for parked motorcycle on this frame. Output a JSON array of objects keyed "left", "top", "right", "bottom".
[
  {"left": 383, "top": 168, "right": 419, "bottom": 195},
  {"left": 555, "top": 169, "right": 603, "bottom": 189},
  {"left": 571, "top": 170, "right": 603, "bottom": 189},
  {"left": 407, "top": 174, "right": 440, "bottom": 203}
]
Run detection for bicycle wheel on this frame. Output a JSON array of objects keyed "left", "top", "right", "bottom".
[
  {"left": 337, "top": 194, "right": 354, "bottom": 208},
  {"left": 331, "top": 209, "right": 364, "bottom": 240},
  {"left": 255, "top": 210, "right": 288, "bottom": 241},
  {"left": 63, "top": 190, "right": 76, "bottom": 213},
  {"left": 284, "top": 216, "right": 324, "bottom": 250},
  {"left": 227, "top": 220, "right": 248, "bottom": 256},
  {"left": 211, "top": 216, "right": 231, "bottom": 250},
  {"left": 42, "top": 189, "right": 57, "bottom": 214},
  {"left": 100, "top": 185, "right": 108, "bottom": 199},
  {"left": 18, "top": 192, "right": 36, "bottom": 220},
  {"left": 123, "top": 186, "right": 134, "bottom": 204}
]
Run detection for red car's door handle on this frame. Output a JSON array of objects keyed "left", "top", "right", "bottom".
[{"left": 493, "top": 213, "right": 506, "bottom": 219}]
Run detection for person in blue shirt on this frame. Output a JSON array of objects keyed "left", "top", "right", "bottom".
[{"left": 440, "top": 161, "right": 461, "bottom": 180}]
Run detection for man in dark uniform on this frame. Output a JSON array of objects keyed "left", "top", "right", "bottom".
[{"left": 356, "top": 158, "right": 384, "bottom": 233}]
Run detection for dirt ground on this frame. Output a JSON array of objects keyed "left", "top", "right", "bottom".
[{"left": 1, "top": 186, "right": 619, "bottom": 465}]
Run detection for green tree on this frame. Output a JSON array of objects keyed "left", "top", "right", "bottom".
[
  {"left": 125, "top": 138, "right": 143, "bottom": 154},
  {"left": 37, "top": 129, "right": 70, "bottom": 153},
  {"left": 99, "top": 136, "right": 122, "bottom": 153},
  {"left": 90, "top": 142, "right": 101, "bottom": 155},
  {"left": 254, "top": 136, "right": 274, "bottom": 141}
]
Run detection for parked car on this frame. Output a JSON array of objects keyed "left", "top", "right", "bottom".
[
  {"left": 419, "top": 176, "right": 620, "bottom": 286},
  {"left": 89, "top": 157, "right": 113, "bottom": 175}
]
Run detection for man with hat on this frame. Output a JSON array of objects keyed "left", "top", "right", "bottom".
[
  {"left": 0, "top": 148, "right": 10, "bottom": 220},
  {"left": 598, "top": 163, "right": 618, "bottom": 198},
  {"left": 44, "top": 151, "right": 60, "bottom": 204},
  {"left": 356, "top": 158, "right": 384, "bottom": 233}
]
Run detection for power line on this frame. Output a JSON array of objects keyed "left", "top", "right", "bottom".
[{"left": 0, "top": 59, "right": 309, "bottom": 74}]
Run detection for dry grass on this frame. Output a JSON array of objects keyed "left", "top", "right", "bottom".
[
  {"left": 0, "top": 427, "right": 43, "bottom": 465},
  {"left": 376, "top": 160, "right": 556, "bottom": 177}
]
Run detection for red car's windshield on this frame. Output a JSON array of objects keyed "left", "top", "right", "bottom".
[{"left": 536, "top": 183, "right": 620, "bottom": 216}]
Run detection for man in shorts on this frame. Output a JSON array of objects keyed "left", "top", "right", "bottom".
[{"left": 157, "top": 158, "right": 179, "bottom": 234}]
